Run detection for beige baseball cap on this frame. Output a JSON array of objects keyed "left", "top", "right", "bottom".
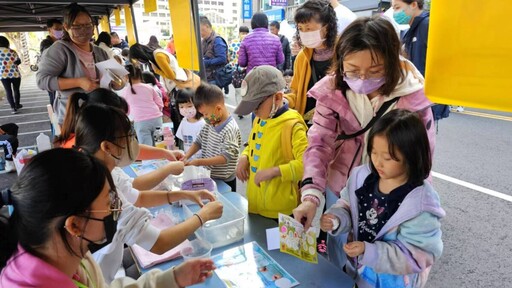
[{"left": 234, "top": 65, "right": 286, "bottom": 115}]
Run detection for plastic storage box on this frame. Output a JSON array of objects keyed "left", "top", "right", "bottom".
[{"left": 183, "top": 192, "right": 245, "bottom": 248}]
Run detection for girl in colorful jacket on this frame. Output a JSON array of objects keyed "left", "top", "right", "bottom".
[
  {"left": 320, "top": 109, "right": 445, "bottom": 287},
  {"left": 293, "top": 16, "right": 436, "bottom": 269}
]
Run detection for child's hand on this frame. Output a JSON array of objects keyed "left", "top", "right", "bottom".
[
  {"left": 236, "top": 155, "right": 250, "bottom": 182},
  {"left": 166, "top": 161, "right": 184, "bottom": 175},
  {"left": 166, "top": 150, "right": 185, "bottom": 161},
  {"left": 320, "top": 213, "right": 338, "bottom": 232},
  {"left": 198, "top": 200, "right": 223, "bottom": 222},
  {"left": 254, "top": 167, "right": 280, "bottom": 187},
  {"left": 185, "top": 159, "right": 201, "bottom": 166},
  {"left": 343, "top": 241, "right": 365, "bottom": 258},
  {"left": 184, "top": 189, "right": 216, "bottom": 207}
]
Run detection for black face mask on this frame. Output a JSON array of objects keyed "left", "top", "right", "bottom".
[{"left": 82, "top": 214, "right": 118, "bottom": 254}]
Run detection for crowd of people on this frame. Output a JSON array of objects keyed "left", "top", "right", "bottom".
[{"left": 0, "top": 0, "right": 446, "bottom": 287}]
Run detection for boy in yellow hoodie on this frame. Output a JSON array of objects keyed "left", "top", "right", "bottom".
[{"left": 235, "top": 65, "right": 308, "bottom": 219}]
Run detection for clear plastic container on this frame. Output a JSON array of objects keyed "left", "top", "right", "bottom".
[
  {"left": 183, "top": 192, "right": 245, "bottom": 249},
  {"left": 180, "top": 238, "right": 212, "bottom": 260}
]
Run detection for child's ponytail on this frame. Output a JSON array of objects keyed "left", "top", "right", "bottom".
[
  {"left": 125, "top": 64, "right": 142, "bottom": 94},
  {"left": 56, "top": 92, "right": 89, "bottom": 145}
]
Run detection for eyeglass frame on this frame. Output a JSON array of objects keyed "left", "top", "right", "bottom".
[
  {"left": 342, "top": 69, "right": 386, "bottom": 81},
  {"left": 69, "top": 23, "right": 94, "bottom": 31},
  {"left": 83, "top": 190, "right": 123, "bottom": 221}
]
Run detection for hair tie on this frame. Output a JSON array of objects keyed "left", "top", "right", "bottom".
[{"left": 1, "top": 188, "right": 13, "bottom": 206}]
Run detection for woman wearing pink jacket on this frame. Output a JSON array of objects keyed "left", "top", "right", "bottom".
[{"left": 292, "top": 16, "right": 436, "bottom": 270}]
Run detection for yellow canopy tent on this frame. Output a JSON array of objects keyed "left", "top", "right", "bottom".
[{"left": 425, "top": 0, "right": 512, "bottom": 112}]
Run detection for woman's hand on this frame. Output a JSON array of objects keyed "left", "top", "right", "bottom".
[
  {"left": 197, "top": 200, "right": 223, "bottom": 222},
  {"left": 293, "top": 200, "right": 318, "bottom": 231},
  {"left": 184, "top": 189, "right": 216, "bottom": 206},
  {"left": 254, "top": 167, "right": 280, "bottom": 187},
  {"left": 79, "top": 77, "right": 99, "bottom": 92},
  {"left": 344, "top": 241, "right": 365, "bottom": 258},
  {"left": 173, "top": 258, "right": 216, "bottom": 287},
  {"left": 236, "top": 155, "right": 250, "bottom": 182}
]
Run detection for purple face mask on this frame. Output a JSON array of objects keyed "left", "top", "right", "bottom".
[{"left": 344, "top": 77, "right": 386, "bottom": 95}]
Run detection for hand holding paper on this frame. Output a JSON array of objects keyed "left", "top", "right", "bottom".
[{"left": 95, "top": 59, "right": 129, "bottom": 89}]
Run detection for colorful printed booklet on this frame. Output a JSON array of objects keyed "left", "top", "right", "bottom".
[
  {"left": 278, "top": 213, "right": 319, "bottom": 264},
  {"left": 212, "top": 241, "right": 299, "bottom": 288}
]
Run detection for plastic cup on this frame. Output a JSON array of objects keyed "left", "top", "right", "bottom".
[{"left": 180, "top": 238, "right": 212, "bottom": 260}]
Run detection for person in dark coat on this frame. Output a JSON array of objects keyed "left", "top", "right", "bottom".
[{"left": 269, "top": 21, "right": 291, "bottom": 71}]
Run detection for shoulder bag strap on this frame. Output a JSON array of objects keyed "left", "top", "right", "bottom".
[{"left": 336, "top": 97, "right": 400, "bottom": 141}]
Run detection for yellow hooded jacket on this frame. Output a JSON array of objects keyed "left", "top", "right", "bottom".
[{"left": 241, "top": 109, "right": 308, "bottom": 218}]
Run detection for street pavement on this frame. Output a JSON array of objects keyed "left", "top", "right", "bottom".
[{"left": 1, "top": 73, "right": 511, "bottom": 287}]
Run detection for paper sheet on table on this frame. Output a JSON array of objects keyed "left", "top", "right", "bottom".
[
  {"left": 131, "top": 213, "right": 191, "bottom": 268},
  {"left": 266, "top": 227, "right": 280, "bottom": 250},
  {"left": 95, "top": 59, "right": 129, "bottom": 89}
]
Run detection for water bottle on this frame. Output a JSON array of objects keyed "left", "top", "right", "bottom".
[
  {"left": 154, "top": 127, "right": 165, "bottom": 148},
  {"left": 162, "top": 126, "right": 175, "bottom": 150},
  {"left": 36, "top": 133, "right": 51, "bottom": 152}
]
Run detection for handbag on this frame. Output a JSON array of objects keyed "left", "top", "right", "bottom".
[
  {"left": 214, "top": 63, "right": 234, "bottom": 88},
  {"left": 231, "top": 65, "right": 246, "bottom": 88},
  {"left": 213, "top": 36, "right": 233, "bottom": 88}
]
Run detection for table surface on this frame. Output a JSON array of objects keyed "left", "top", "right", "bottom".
[{"left": 133, "top": 192, "right": 355, "bottom": 287}]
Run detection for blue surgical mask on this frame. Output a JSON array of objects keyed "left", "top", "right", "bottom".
[{"left": 393, "top": 9, "right": 412, "bottom": 25}]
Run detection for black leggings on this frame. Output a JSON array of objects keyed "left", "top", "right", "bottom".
[{"left": 1, "top": 78, "right": 21, "bottom": 109}]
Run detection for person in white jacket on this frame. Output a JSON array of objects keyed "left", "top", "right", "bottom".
[{"left": 74, "top": 104, "right": 223, "bottom": 283}]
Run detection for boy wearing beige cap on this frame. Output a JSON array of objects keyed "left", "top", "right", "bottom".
[{"left": 235, "top": 65, "right": 308, "bottom": 219}]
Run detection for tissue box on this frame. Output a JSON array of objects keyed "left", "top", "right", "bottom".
[
  {"left": 183, "top": 192, "right": 245, "bottom": 248},
  {"left": 181, "top": 178, "right": 216, "bottom": 191}
]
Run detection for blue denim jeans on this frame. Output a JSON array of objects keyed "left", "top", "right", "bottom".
[
  {"left": 326, "top": 186, "right": 348, "bottom": 270},
  {"left": 134, "top": 117, "right": 163, "bottom": 146}
]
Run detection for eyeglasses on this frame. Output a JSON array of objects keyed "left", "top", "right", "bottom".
[
  {"left": 342, "top": 70, "right": 385, "bottom": 81},
  {"left": 114, "top": 125, "right": 137, "bottom": 140},
  {"left": 70, "top": 23, "right": 94, "bottom": 31},
  {"left": 84, "top": 190, "right": 123, "bottom": 221}
]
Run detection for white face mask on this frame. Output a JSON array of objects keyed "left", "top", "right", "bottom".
[
  {"left": 111, "top": 137, "right": 140, "bottom": 167},
  {"left": 268, "top": 96, "right": 278, "bottom": 119},
  {"left": 299, "top": 29, "right": 325, "bottom": 49},
  {"left": 179, "top": 107, "right": 197, "bottom": 120}
]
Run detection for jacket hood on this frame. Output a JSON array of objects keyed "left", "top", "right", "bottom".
[{"left": 0, "top": 245, "right": 76, "bottom": 287}]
